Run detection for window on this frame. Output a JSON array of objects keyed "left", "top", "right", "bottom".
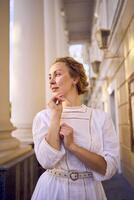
[{"left": 129, "top": 73, "right": 134, "bottom": 152}]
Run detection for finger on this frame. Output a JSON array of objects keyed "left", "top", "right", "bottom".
[
  {"left": 60, "top": 127, "right": 70, "bottom": 132},
  {"left": 61, "top": 123, "right": 70, "bottom": 127},
  {"left": 60, "top": 134, "right": 64, "bottom": 139},
  {"left": 59, "top": 129, "right": 66, "bottom": 135},
  {"left": 59, "top": 130, "right": 68, "bottom": 136},
  {"left": 61, "top": 124, "right": 73, "bottom": 132},
  {"left": 59, "top": 132, "right": 65, "bottom": 136},
  {"left": 51, "top": 96, "right": 62, "bottom": 105},
  {"left": 55, "top": 93, "right": 65, "bottom": 100},
  {"left": 55, "top": 99, "right": 62, "bottom": 105}
]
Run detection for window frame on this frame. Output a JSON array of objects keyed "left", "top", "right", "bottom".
[{"left": 128, "top": 73, "right": 134, "bottom": 152}]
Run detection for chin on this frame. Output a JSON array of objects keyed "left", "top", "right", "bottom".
[
  {"left": 52, "top": 91, "right": 65, "bottom": 97},
  {"left": 52, "top": 91, "right": 60, "bottom": 95}
]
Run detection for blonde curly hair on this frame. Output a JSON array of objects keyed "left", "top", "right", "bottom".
[{"left": 52, "top": 57, "right": 89, "bottom": 95}]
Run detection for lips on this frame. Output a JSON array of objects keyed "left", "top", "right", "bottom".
[{"left": 51, "top": 87, "right": 59, "bottom": 91}]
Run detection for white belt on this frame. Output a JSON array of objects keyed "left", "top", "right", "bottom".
[{"left": 47, "top": 169, "right": 93, "bottom": 181}]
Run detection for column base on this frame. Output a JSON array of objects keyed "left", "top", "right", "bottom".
[{"left": 12, "top": 128, "right": 33, "bottom": 145}]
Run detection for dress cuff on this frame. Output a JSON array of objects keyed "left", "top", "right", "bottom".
[
  {"left": 36, "top": 138, "right": 65, "bottom": 169},
  {"left": 92, "top": 155, "right": 117, "bottom": 181}
]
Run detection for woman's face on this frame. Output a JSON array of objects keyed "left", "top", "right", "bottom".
[{"left": 49, "top": 62, "right": 76, "bottom": 97}]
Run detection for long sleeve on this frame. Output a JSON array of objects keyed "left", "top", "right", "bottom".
[
  {"left": 32, "top": 110, "right": 65, "bottom": 169},
  {"left": 92, "top": 112, "right": 119, "bottom": 181}
]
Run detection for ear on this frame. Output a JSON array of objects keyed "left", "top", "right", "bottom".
[{"left": 73, "top": 77, "right": 79, "bottom": 85}]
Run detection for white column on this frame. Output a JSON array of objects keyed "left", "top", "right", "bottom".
[
  {"left": 11, "top": 0, "right": 45, "bottom": 143},
  {"left": 44, "top": 0, "right": 69, "bottom": 103},
  {"left": 0, "top": 0, "right": 31, "bottom": 164},
  {"left": 44, "top": 0, "right": 57, "bottom": 102},
  {"left": 55, "top": 0, "right": 69, "bottom": 57}
]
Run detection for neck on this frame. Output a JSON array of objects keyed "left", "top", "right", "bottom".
[{"left": 62, "top": 94, "right": 82, "bottom": 108}]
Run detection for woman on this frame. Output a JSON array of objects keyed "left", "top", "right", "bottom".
[{"left": 32, "top": 57, "right": 119, "bottom": 200}]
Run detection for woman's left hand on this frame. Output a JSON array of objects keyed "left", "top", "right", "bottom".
[{"left": 59, "top": 123, "right": 74, "bottom": 150}]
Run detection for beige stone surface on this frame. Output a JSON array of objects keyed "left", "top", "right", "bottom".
[
  {"left": 116, "top": 65, "right": 126, "bottom": 88},
  {"left": 119, "top": 126, "right": 123, "bottom": 144},
  {"left": 107, "top": 0, "right": 134, "bottom": 61},
  {"left": 120, "top": 146, "right": 131, "bottom": 166},
  {"left": 118, "top": 82, "right": 129, "bottom": 106},
  {"left": 130, "top": 153, "right": 134, "bottom": 169},
  {"left": 0, "top": 145, "right": 32, "bottom": 165},
  {"left": 0, "top": 132, "right": 12, "bottom": 139},
  {"left": 106, "top": 58, "right": 123, "bottom": 82},
  {"left": 125, "top": 48, "right": 134, "bottom": 80},
  {"left": 118, "top": 104, "right": 130, "bottom": 125},
  {"left": 119, "top": 125, "right": 131, "bottom": 148},
  {"left": 123, "top": 19, "right": 134, "bottom": 58},
  {"left": 0, "top": 137, "right": 20, "bottom": 151}
]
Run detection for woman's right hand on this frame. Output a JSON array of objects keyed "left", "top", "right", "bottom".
[
  {"left": 48, "top": 95, "right": 64, "bottom": 116},
  {"left": 46, "top": 95, "right": 64, "bottom": 150}
]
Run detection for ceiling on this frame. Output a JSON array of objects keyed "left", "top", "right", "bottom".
[{"left": 63, "top": 0, "right": 96, "bottom": 44}]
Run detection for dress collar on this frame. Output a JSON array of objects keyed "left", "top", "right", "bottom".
[{"left": 63, "top": 104, "right": 87, "bottom": 113}]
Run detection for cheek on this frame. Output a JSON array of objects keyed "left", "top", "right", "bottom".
[
  {"left": 56, "top": 77, "right": 65, "bottom": 84},
  {"left": 56, "top": 75, "right": 73, "bottom": 89}
]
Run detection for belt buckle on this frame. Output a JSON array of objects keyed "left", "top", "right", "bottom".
[{"left": 69, "top": 171, "right": 79, "bottom": 181}]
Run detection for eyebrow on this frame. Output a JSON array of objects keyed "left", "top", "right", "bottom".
[{"left": 49, "top": 69, "right": 63, "bottom": 76}]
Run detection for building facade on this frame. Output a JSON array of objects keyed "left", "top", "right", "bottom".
[{"left": 89, "top": 0, "right": 134, "bottom": 185}]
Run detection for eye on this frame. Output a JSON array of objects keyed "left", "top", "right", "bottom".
[{"left": 55, "top": 72, "right": 61, "bottom": 76}]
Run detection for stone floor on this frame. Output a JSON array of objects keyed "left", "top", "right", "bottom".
[{"left": 102, "top": 173, "right": 134, "bottom": 200}]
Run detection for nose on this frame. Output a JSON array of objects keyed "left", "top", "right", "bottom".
[{"left": 49, "top": 76, "right": 56, "bottom": 85}]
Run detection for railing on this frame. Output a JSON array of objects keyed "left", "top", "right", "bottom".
[{"left": 0, "top": 150, "right": 44, "bottom": 200}]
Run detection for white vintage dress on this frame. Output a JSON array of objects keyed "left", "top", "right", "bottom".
[{"left": 31, "top": 105, "right": 119, "bottom": 200}]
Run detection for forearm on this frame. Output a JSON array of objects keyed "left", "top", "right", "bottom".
[
  {"left": 46, "top": 113, "right": 61, "bottom": 150},
  {"left": 69, "top": 143, "right": 107, "bottom": 175}
]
